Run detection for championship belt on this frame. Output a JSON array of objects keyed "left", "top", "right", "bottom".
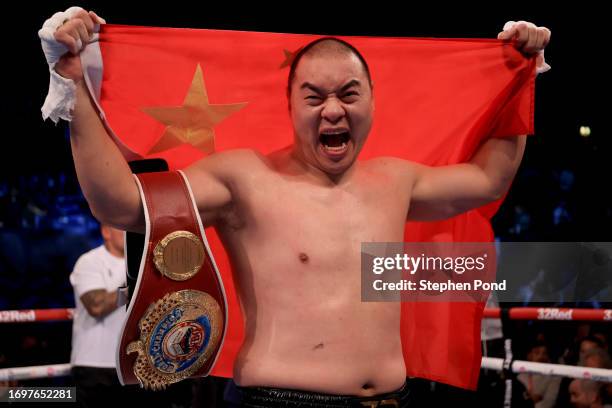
[{"left": 116, "top": 169, "right": 227, "bottom": 390}]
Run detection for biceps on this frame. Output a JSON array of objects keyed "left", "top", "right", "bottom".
[
  {"left": 183, "top": 167, "right": 232, "bottom": 224},
  {"left": 413, "top": 164, "right": 494, "bottom": 201},
  {"left": 408, "top": 164, "right": 495, "bottom": 221}
]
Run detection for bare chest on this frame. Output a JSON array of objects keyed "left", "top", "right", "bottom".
[{"left": 237, "top": 170, "right": 410, "bottom": 250}]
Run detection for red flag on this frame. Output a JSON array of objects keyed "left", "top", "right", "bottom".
[{"left": 82, "top": 25, "right": 535, "bottom": 390}]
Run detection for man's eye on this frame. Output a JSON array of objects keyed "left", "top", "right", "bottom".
[
  {"left": 342, "top": 92, "right": 359, "bottom": 101},
  {"left": 305, "top": 95, "right": 321, "bottom": 100}
]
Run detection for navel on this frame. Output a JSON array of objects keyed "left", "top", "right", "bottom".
[{"left": 362, "top": 382, "right": 374, "bottom": 390}]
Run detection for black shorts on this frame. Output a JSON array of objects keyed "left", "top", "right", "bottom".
[{"left": 228, "top": 381, "right": 412, "bottom": 407}]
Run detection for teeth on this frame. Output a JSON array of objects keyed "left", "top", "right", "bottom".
[{"left": 323, "top": 142, "right": 347, "bottom": 152}]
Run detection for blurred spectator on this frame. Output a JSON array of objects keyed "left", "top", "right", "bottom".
[
  {"left": 569, "top": 379, "right": 611, "bottom": 408},
  {"left": 582, "top": 348, "right": 611, "bottom": 369},
  {"left": 518, "top": 340, "right": 561, "bottom": 408},
  {"left": 582, "top": 348, "right": 612, "bottom": 405},
  {"left": 579, "top": 336, "right": 606, "bottom": 366},
  {"left": 69, "top": 224, "right": 127, "bottom": 408}
]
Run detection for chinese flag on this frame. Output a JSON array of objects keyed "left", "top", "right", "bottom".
[{"left": 82, "top": 24, "right": 535, "bottom": 390}]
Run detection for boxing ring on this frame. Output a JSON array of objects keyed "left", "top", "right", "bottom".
[{"left": 2, "top": 306, "right": 611, "bottom": 383}]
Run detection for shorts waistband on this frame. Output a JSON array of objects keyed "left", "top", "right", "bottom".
[{"left": 237, "top": 381, "right": 410, "bottom": 408}]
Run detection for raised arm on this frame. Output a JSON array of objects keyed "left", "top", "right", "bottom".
[
  {"left": 407, "top": 135, "right": 526, "bottom": 221},
  {"left": 44, "top": 9, "right": 232, "bottom": 232},
  {"left": 47, "top": 9, "right": 144, "bottom": 232},
  {"left": 407, "top": 20, "right": 550, "bottom": 221}
]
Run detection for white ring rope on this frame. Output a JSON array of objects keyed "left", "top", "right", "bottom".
[
  {"left": 0, "top": 363, "right": 72, "bottom": 382},
  {"left": 482, "top": 357, "right": 612, "bottom": 382},
  {"left": 2, "top": 360, "right": 612, "bottom": 382},
  {"left": 2, "top": 308, "right": 611, "bottom": 383}
]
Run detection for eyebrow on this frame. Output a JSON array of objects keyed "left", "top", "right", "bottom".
[{"left": 300, "top": 79, "right": 361, "bottom": 94}]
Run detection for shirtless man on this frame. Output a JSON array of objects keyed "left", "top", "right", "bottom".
[{"left": 45, "top": 9, "right": 550, "bottom": 406}]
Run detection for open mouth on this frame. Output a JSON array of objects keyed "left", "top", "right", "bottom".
[{"left": 319, "top": 130, "right": 351, "bottom": 157}]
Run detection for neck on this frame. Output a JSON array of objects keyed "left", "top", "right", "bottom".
[
  {"left": 104, "top": 242, "right": 124, "bottom": 258},
  {"left": 289, "top": 146, "right": 355, "bottom": 186}
]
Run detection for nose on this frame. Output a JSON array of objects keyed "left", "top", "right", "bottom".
[{"left": 321, "top": 97, "right": 345, "bottom": 124}]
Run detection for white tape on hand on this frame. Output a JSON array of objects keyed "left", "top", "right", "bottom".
[
  {"left": 38, "top": 7, "right": 104, "bottom": 123},
  {"left": 38, "top": 6, "right": 86, "bottom": 68},
  {"left": 502, "top": 21, "right": 551, "bottom": 75},
  {"left": 42, "top": 70, "right": 78, "bottom": 124}
]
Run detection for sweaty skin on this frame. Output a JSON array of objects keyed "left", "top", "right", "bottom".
[
  {"left": 185, "top": 147, "right": 412, "bottom": 395},
  {"left": 52, "top": 11, "right": 549, "bottom": 396}
]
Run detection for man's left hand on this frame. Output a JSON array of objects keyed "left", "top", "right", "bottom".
[{"left": 498, "top": 21, "right": 551, "bottom": 55}]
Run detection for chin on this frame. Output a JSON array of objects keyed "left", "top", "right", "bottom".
[{"left": 318, "top": 157, "right": 356, "bottom": 176}]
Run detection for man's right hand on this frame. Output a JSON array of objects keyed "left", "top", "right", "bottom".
[
  {"left": 53, "top": 9, "right": 105, "bottom": 83},
  {"left": 39, "top": 8, "right": 148, "bottom": 232}
]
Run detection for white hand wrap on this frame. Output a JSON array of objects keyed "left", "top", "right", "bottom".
[
  {"left": 38, "top": 7, "right": 105, "bottom": 123},
  {"left": 503, "top": 21, "right": 551, "bottom": 75}
]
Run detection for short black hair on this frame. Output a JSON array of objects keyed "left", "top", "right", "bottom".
[
  {"left": 286, "top": 37, "right": 373, "bottom": 99},
  {"left": 581, "top": 335, "right": 606, "bottom": 349}
]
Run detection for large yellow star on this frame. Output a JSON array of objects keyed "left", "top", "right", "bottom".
[{"left": 142, "top": 64, "right": 247, "bottom": 155}]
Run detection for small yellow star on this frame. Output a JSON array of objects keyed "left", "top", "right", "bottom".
[
  {"left": 142, "top": 64, "right": 247, "bottom": 154},
  {"left": 279, "top": 47, "right": 303, "bottom": 69}
]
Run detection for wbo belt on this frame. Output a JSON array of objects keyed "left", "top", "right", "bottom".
[
  {"left": 116, "top": 170, "right": 227, "bottom": 390},
  {"left": 237, "top": 382, "right": 410, "bottom": 408}
]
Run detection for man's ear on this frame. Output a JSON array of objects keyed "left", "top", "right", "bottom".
[
  {"left": 100, "top": 225, "right": 110, "bottom": 241},
  {"left": 371, "top": 84, "right": 375, "bottom": 113}
]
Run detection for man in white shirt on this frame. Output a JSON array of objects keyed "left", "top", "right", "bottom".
[
  {"left": 518, "top": 340, "right": 561, "bottom": 408},
  {"left": 69, "top": 224, "right": 126, "bottom": 407}
]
